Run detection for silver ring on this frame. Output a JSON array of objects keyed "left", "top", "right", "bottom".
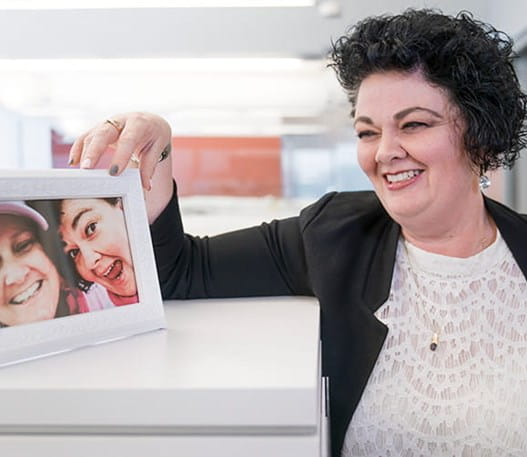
[
  {"left": 129, "top": 144, "right": 169, "bottom": 166},
  {"left": 158, "top": 143, "right": 171, "bottom": 162}
]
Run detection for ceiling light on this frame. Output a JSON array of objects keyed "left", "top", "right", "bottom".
[
  {"left": 0, "top": 57, "right": 313, "bottom": 73},
  {"left": 0, "top": 0, "right": 315, "bottom": 9}
]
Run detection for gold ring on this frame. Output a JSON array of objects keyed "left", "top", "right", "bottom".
[
  {"left": 130, "top": 154, "right": 140, "bottom": 165},
  {"left": 105, "top": 118, "right": 123, "bottom": 133}
]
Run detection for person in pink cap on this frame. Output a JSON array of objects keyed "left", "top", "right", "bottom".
[{"left": 0, "top": 201, "right": 86, "bottom": 327}]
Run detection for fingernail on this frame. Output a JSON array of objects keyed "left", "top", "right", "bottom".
[
  {"left": 80, "top": 158, "right": 91, "bottom": 169},
  {"left": 109, "top": 164, "right": 119, "bottom": 176},
  {"left": 68, "top": 156, "right": 74, "bottom": 166}
]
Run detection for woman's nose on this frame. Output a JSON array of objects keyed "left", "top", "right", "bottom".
[
  {"left": 375, "top": 132, "right": 407, "bottom": 164},
  {"left": 81, "top": 248, "right": 102, "bottom": 269},
  {"left": 4, "top": 263, "right": 30, "bottom": 286}
]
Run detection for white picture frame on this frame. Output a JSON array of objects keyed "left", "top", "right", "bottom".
[{"left": 0, "top": 168, "right": 166, "bottom": 367}]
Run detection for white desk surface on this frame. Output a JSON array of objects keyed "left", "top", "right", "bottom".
[{"left": 0, "top": 296, "right": 320, "bottom": 435}]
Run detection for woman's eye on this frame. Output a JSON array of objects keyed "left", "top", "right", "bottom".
[
  {"left": 85, "top": 222, "right": 97, "bottom": 237},
  {"left": 68, "top": 248, "right": 79, "bottom": 259},
  {"left": 356, "top": 130, "right": 377, "bottom": 139},
  {"left": 402, "top": 121, "right": 428, "bottom": 130},
  {"left": 14, "top": 237, "right": 35, "bottom": 254}
]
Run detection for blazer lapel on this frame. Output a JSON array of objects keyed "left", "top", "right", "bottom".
[
  {"left": 485, "top": 197, "right": 527, "bottom": 279},
  {"left": 361, "top": 219, "right": 401, "bottom": 312}
]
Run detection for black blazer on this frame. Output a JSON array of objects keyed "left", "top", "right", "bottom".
[{"left": 151, "top": 187, "right": 527, "bottom": 457}]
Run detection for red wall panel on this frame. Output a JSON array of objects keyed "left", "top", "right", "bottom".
[
  {"left": 171, "top": 137, "right": 281, "bottom": 196},
  {"left": 52, "top": 133, "right": 282, "bottom": 197}
]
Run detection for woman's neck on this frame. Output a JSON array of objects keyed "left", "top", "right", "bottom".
[{"left": 400, "top": 194, "right": 497, "bottom": 258}]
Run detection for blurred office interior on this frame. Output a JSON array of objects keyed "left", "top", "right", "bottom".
[{"left": 0, "top": 0, "right": 526, "bottom": 229}]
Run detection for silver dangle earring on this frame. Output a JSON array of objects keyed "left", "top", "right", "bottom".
[{"left": 479, "top": 175, "right": 491, "bottom": 190}]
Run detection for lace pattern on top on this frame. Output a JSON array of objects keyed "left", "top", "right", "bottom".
[{"left": 342, "top": 232, "right": 527, "bottom": 457}]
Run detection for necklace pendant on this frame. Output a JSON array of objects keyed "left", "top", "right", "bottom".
[{"left": 430, "top": 332, "right": 439, "bottom": 351}]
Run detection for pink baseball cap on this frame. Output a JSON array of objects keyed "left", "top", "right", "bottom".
[{"left": 0, "top": 201, "right": 49, "bottom": 230}]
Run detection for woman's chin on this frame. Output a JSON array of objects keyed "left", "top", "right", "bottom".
[{"left": 109, "top": 281, "right": 137, "bottom": 298}]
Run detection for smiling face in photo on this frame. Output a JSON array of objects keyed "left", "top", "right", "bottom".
[
  {"left": 59, "top": 198, "right": 137, "bottom": 298},
  {"left": 0, "top": 215, "right": 61, "bottom": 326},
  {"left": 354, "top": 70, "right": 478, "bottom": 229}
]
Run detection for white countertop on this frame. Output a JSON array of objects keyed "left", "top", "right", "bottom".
[{"left": 0, "top": 296, "right": 320, "bottom": 435}]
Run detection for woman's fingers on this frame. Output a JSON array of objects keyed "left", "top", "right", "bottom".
[
  {"left": 135, "top": 137, "right": 171, "bottom": 190},
  {"left": 69, "top": 112, "right": 174, "bottom": 223},
  {"left": 86, "top": 121, "right": 122, "bottom": 169},
  {"left": 69, "top": 134, "right": 85, "bottom": 166},
  {"left": 107, "top": 124, "right": 144, "bottom": 176},
  {"left": 109, "top": 114, "right": 171, "bottom": 186},
  {"left": 69, "top": 112, "right": 173, "bottom": 193},
  {"left": 69, "top": 118, "right": 121, "bottom": 168}
]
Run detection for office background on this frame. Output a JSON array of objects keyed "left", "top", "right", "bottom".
[{"left": 0, "top": 0, "right": 526, "bottom": 220}]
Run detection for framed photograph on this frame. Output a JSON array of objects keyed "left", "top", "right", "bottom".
[{"left": 0, "top": 168, "right": 166, "bottom": 367}]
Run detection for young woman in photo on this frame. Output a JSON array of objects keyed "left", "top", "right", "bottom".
[
  {"left": 54, "top": 198, "right": 138, "bottom": 306},
  {"left": 0, "top": 201, "right": 86, "bottom": 327}
]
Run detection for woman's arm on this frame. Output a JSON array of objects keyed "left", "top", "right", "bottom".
[
  {"left": 150, "top": 183, "right": 313, "bottom": 300},
  {"left": 72, "top": 113, "right": 313, "bottom": 299}
]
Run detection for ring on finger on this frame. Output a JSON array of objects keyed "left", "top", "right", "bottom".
[
  {"left": 129, "top": 144, "right": 170, "bottom": 166},
  {"left": 105, "top": 118, "right": 124, "bottom": 134},
  {"left": 158, "top": 143, "right": 171, "bottom": 162}
]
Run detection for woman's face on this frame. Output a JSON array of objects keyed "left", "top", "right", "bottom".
[
  {"left": 354, "top": 70, "right": 478, "bottom": 228},
  {"left": 0, "top": 215, "right": 60, "bottom": 326},
  {"left": 59, "top": 199, "right": 136, "bottom": 297}
]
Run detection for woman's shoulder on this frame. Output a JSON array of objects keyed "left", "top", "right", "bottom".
[
  {"left": 298, "top": 190, "right": 389, "bottom": 230},
  {"left": 485, "top": 197, "right": 527, "bottom": 275},
  {"left": 485, "top": 196, "right": 527, "bottom": 225}
]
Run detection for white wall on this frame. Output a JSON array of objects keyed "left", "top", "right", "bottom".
[
  {"left": 0, "top": 109, "right": 21, "bottom": 168},
  {"left": 488, "top": 0, "right": 527, "bottom": 41},
  {"left": 487, "top": 2, "right": 527, "bottom": 212},
  {"left": 0, "top": 107, "right": 52, "bottom": 169},
  {"left": 0, "top": 1, "right": 491, "bottom": 60}
]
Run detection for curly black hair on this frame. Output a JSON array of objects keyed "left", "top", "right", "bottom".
[{"left": 329, "top": 8, "right": 527, "bottom": 173}]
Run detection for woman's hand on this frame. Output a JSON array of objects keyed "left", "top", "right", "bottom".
[{"left": 69, "top": 112, "right": 174, "bottom": 223}]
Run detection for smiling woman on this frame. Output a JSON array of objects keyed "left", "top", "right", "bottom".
[
  {"left": 72, "top": 8, "right": 527, "bottom": 457},
  {"left": 353, "top": 70, "right": 481, "bottom": 253},
  {"left": 54, "top": 198, "right": 138, "bottom": 306},
  {"left": 0, "top": 201, "right": 83, "bottom": 327}
]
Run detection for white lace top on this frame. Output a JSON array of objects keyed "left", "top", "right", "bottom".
[{"left": 342, "top": 231, "right": 527, "bottom": 457}]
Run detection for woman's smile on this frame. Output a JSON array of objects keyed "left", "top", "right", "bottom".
[
  {"left": 9, "top": 279, "right": 43, "bottom": 305},
  {"left": 384, "top": 169, "right": 424, "bottom": 189},
  {"left": 99, "top": 259, "right": 124, "bottom": 281}
]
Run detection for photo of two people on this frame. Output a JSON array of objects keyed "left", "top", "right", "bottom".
[{"left": 0, "top": 197, "right": 138, "bottom": 329}]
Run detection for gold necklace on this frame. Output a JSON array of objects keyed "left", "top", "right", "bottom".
[
  {"left": 402, "top": 241, "right": 442, "bottom": 352},
  {"left": 430, "top": 332, "right": 439, "bottom": 352},
  {"left": 402, "top": 221, "right": 496, "bottom": 351},
  {"left": 418, "top": 293, "right": 441, "bottom": 352}
]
